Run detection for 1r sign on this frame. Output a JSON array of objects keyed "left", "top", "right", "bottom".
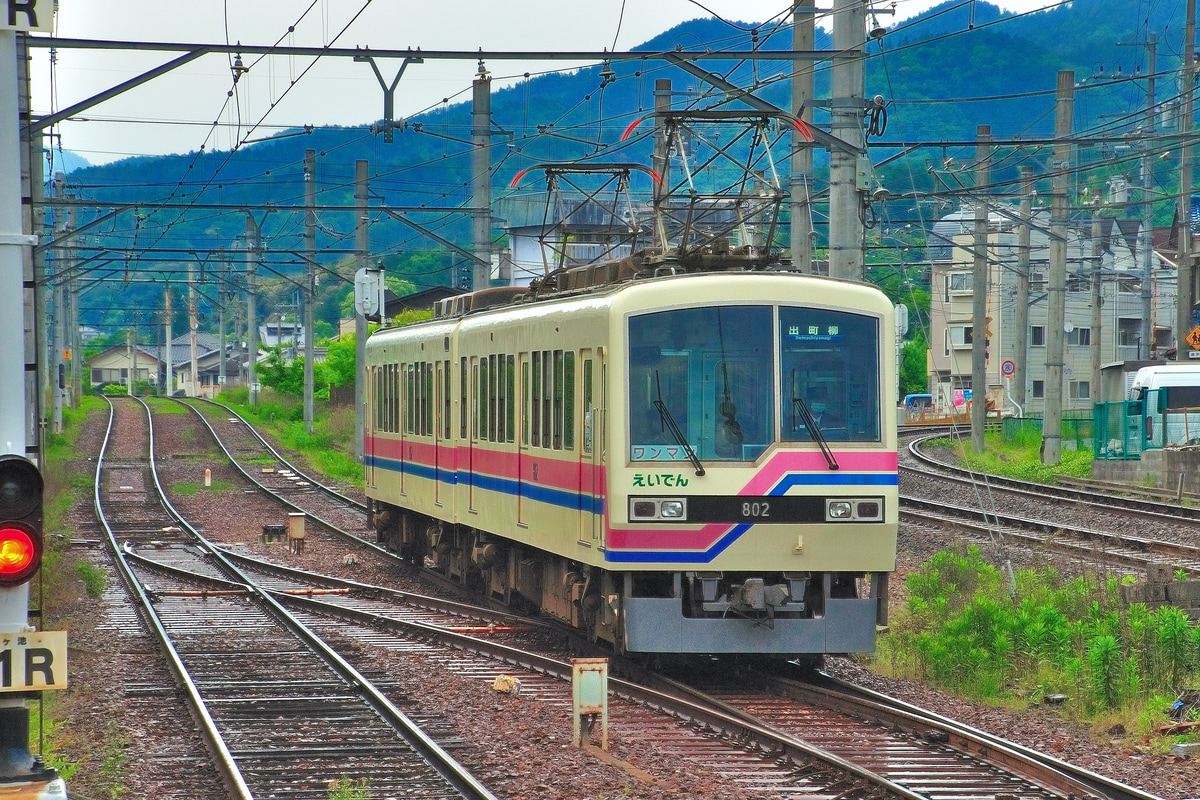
[{"left": 3, "top": 0, "right": 53, "bottom": 32}]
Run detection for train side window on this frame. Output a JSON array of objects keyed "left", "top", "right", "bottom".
[
  {"left": 553, "top": 349, "right": 564, "bottom": 449},
  {"left": 443, "top": 360, "right": 451, "bottom": 440},
  {"left": 506, "top": 355, "right": 516, "bottom": 443},
  {"left": 472, "top": 357, "right": 482, "bottom": 441},
  {"left": 532, "top": 355, "right": 542, "bottom": 447},
  {"left": 489, "top": 354, "right": 499, "bottom": 442},
  {"left": 521, "top": 356, "right": 531, "bottom": 446},
  {"left": 373, "top": 366, "right": 382, "bottom": 432},
  {"left": 472, "top": 361, "right": 481, "bottom": 441},
  {"left": 424, "top": 362, "right": 434, "bottom": 436},
  {"left": 459, "top": 357, "right": 468, "bottom": 439},
  {"left": 582, "top": 357, "right": 593, "bottom": 455},
  {"left": 392, "top": 363, "right": 401, "bottom": 434},
  {"left": 405, "top": 364, "right": 415, "bottom": 434},
  {"left": 542, "top": 351, "right": 553, "bottom": 448},
  {"left": 564, "top": 351, "right": 575, "bottom": 450}
]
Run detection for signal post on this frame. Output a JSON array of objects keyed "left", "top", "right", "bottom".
[{"left": 3, "top": 3, "right": 68, "bottom": 795}]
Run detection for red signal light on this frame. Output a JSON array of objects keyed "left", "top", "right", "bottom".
[
  {"left": 0, "top": 456, "right": 43, "bottom": 587},
  {"left": 0, "top": 524, "right": 38, "bottom": 584}
]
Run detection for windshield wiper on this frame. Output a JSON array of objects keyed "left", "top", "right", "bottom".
[
  {"left": 793, "top": 396, "right": 840, "bottom": 471},
  {"left": 654, "top": 371, "right": 705, "bottom": 476}
]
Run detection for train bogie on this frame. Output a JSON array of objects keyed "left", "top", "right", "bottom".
[{"left": 365, "top": 267, "right": 898, "bottom": 656}]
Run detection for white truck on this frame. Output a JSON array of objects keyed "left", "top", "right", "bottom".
[{"left": 1129, "top": 365, "right": 1200, "bottom": 448}]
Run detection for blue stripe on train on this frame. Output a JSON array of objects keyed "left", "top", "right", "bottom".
[{"left": 366, "top": 455, "right": 606, "bottom": 515}]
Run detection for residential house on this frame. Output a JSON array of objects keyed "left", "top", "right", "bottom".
[{"left": 927, "top": 205, "right": 1175, "bottom": 416}]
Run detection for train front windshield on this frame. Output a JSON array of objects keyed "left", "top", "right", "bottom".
[{"left": 628, "top": 305, "right": 881, "bottom": 463}]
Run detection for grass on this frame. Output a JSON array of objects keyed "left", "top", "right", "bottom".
[
  {"left": 934, "top": 426, "right": 1095, "bottom": 484},
  {"left": 872, "top": 544, "right": 1200, "bottom": 747},
  {"left": 218, "top": 386, "right": 363, "bottom": 488},
  {"left": 327, "top": 777, "right": 370, "bottom": 799}
]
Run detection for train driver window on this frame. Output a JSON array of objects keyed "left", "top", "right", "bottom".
[
  {"left": 779, "top": 307, "right": 881, "bottom": 443},
  {"left": 628, "top": 306, "right": 773, "bottom": 462}
]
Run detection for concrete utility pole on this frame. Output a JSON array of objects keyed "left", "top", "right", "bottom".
[
  {"left": 828, "top": 0, "right": 866, "bottom": 279},
  {"left": 218, "top": 246, "right": 227, "bottom": 389},
  {"left": 67, "top": 203, "right": 80, "bottom": 408},
  {"left": 1139, "top": 34, "right": 1157, "bottom": 358},
  {"left": 652, "top": 79, "right": 672, "bottom": 249},
  {"left": 245, "top": 213, "right": 259, "bottom": 406},
  {"left": 790, "top": 1, "right": 815, "bottom": 272},
  {"left": 1043, "top": 71, "right": 1075, "bottom": 466},
  {"left": 303, "top": 149, "right": 316, "bottom": 433},
  {"left": 471, "top": 66, "right": 492, "bottom": 290},
  {"left": 1178, "top": 0, "right": 1197, "bottom": 353},
  {"left": 189, "top": 262, "right": 199, "bottom": 397},
  {"left": 50, "top": 187, "right": 67, "bottom": 434},
  {"left": 1090, "top": 212, "right": 1104, "bottom": 400},
  {"left": 355, "top": 160, "right": 369, "bottom": 462},
  {"left": 1013, "top": 166, "right": 1033, "bottom": 412},
  {"left": 163, "top": 286, "right": 172, "bottom": 396},
  {"left": 971, "top": 126, "right": 991, "bottom": 452}
]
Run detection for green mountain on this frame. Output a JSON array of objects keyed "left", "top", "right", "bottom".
[{"left": 56, "top": 0, "right": 1191, "bottom": 336}]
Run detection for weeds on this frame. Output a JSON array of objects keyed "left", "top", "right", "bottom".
[
  {"left": 876, "top": 545, "right": 1200, "bottom": 722},
  {"left": 327, "top": 777, "right": 370, "bottom": 799},
  {"left": 74, "top": 561, "right": 106, "bottom": 599}
]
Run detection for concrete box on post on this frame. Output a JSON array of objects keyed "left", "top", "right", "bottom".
[
  {"left": 288, "top": 512, "right": 306, "bottom": 554},
  {"left": 571, "top": 657, "right": 608, "bottom": 750}
]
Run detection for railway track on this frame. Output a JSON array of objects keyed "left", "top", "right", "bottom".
[
  {"left": 85, "top": 397, "right": 1172, "bottom": 798},
  {"left": 899, "top": 433, "right": 1200, "bottom": 575},
  {"left": 95, "top": 396, "right": 498, "bottom": 800}
]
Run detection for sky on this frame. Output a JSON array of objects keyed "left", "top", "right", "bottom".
[{"left": 31, "top": 0, "right": 1061, "bottom": 166}]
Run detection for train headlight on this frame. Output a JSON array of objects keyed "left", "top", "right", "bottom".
[
  {"left": 629, "top": 498, "right": 687, "bottom": 521},
  {"left": 660, "top": 500, "right": 685, "bottom": 518},
  {"left": 825, "top": 498, "right": 885, "bottom": 522}
]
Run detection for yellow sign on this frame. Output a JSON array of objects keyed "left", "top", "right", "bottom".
[{"left": 1187, "top": 326, "right": 1200, "bottom": 350}]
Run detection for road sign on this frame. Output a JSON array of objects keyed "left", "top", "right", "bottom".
[
  {"left": 1186, "top": 326, "right": 1200, "bottom": 350},
  {"left": 1001, "top": 360, "right": 1015, "bottom": 376},
  {"left": 2, "top": 0, "right": 53, "bottom": 32},
  {"left": 0, "top": 631, "right": 66, "bottom": 691}
]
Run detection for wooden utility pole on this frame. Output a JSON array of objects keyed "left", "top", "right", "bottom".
[
  {"left": 971, "top": 126, "right": 991, "bottom": 452},
  {"left": 1043, "top": 71, "right": 1075, "bottom": 466}
]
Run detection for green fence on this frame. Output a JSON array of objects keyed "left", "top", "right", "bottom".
[
  {"left": 1092, "top": 401, "right": 1143, "bottom": 460},
  {"left": 1001, "top": 412, "right": 1093, "bottom": 453}
]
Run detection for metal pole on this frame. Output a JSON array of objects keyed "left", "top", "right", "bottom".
[
  {"left": 303, "top": 149, "right": 316, "bottom": 433},
  {"left": 790, "top": 2, "right": 815, "bottom": 272},
  {"left": 652, "top": 79, "right": 672, "bottom": 250},
  {"left": 355, "top": 160, "right": 369, "bottom": 462},
  {"left": 828, "top": 0, "right": 865, "bottom": 279},
  {"left": 971, "top": 126, "right": 990, "bottom": 452},
  {"left": 1043, "top": 71, "right": 1075, "bottom": 465},
  {"left": 471, "top": 70, "right": 492, "bottom": 290}
]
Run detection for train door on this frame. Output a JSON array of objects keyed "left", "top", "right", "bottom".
[
  {"left": 395, "top": 362, "right": 406, "bottom": 495},
  {"left": 517, "top": 353, "right": 529, "bottom": 526},
  {"left": 468, "top": 357, "right": 478, "bottom": 511},
  {"left": 365, "top": 365, "right": 376, "bottom": 489},
  {"left": 434, "top": 360, "right": 444, "bottom": 506},
  {"left": 590, "top": 350, "right": 607, "bottom": 547}
]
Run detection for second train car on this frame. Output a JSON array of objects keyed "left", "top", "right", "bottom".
[{"left": 364, "top": 259, "right": 898, "bottom": 657}]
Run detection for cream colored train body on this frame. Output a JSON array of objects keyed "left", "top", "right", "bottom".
[{"left": 364, "top": 269, "right": 898, "bottom": 656}]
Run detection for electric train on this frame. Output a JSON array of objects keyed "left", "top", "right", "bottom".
[{"left": 363, "top": 252, "right": 898, "bottom": 657}]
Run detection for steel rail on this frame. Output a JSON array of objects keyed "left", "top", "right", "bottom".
[
  {"left": 809, "top": 673, "right": 1165, "bottom": 800},
  {"left": 94, "top": 397, "right": 256, "bottom": 799},
  {"left": 136, "top": 398, "right": 501, "bottom": 800}
]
